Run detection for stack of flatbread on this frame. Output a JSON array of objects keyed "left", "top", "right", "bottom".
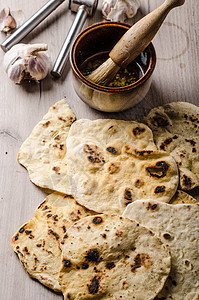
[{"left": 12, "top": 100, "right": 199, "bottom": 299}]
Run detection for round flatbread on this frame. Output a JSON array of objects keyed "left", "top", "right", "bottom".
[
  {"left": 123, "top": 200, "right": 199, "bottom": 299},
  {"left": 17, "top": 99, "right": 76, "bottom": 194},
  {"left": 141, "top": 102, "right": 199, "bottom": 190},
  {"left": 11, "top": 192, "right": 95, "bottom": 292},
  {"left": 66, "top": 119, "right": 179, "bottom": 214},
  {"left": 59, "top": 214, "right": 171, "bottom": 300}
]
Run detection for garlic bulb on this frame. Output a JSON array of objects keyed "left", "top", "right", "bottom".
[
  {"left": 102, "top": 0, "right": 140, "bottom": 22},
  {"left": 3, "top": 43, "right": 51, "bottom": 84}
]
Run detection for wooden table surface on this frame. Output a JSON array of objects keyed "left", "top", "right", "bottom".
[{"left": 0, "top": 0, "right": 198, "bottom": 299}]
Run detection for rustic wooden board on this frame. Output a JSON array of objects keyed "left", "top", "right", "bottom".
[{"left": 0, "top": 0, "right": 198, "bottom": 299}]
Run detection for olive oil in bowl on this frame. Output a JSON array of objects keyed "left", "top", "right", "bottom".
[{"left": 80, "top": 51, "right": 144, "bottom": 88}]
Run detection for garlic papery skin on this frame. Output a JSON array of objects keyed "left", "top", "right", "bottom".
[
  {"left": 102, "top": 0, "right": 140, "bottom": 22},
  {"left": 3, "top": 43, "right": 51, "bottom": 84}
]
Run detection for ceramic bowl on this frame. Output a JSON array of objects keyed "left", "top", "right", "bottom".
[{"left": 70, "top": 21, "right": 156, "bottom": 112}]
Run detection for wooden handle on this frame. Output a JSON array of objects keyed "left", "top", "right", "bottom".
[{"left": 109, "top": 0, "right": 185, "bottom": 68}]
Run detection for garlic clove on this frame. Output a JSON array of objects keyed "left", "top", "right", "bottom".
[
  {"left": 0, "top": 8, "right": 24, "bottom": 34},
  {"left": 26, "top": 53, "right": 50, "bottom": 81},
  {"left": 102, "top": 0, "right": 115, "bottom": 18},
  {"left": 102, "top": 0, "right": 140, "bottom": 22},
  {"left": 7, "top": 58, "right": 26, "bottom": 84},
  {"left": 3, "top": 44, "right": 27, "bottom": 72},
  {"left": 125, "top": 0, "right": 140, "bottom": 19},
  {"left": 3, "top": 9, "right": 16, "bottom": 32},
  {"left": 3, "top": 43, "right": 51, "bottom": 84}
]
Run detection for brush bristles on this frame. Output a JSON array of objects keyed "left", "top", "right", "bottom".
[{"left": 87, "top": 57, "right": 120, "bottom": 86}]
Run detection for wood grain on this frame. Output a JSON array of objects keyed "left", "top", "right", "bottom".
[{"left": 0, "top": 0, "right": 198, "bottom": 299}]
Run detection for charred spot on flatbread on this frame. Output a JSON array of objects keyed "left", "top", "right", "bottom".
[
  {"left": 124, "top": 188, "right": 132, "bottom": 201},
  {"left": 106, "top": 146, "right": 117, "bottom": 154},
  {"left": 19, "top": 227, "right": 25, "bottom": 233},
  {"left": 54, "top": 134, "right": 60, "bottom": 140},
  {"left": 106, "top": 124, "right": 118, "bottom": 135},
  {"left": 181, "top": 174, "right": 193, "bottom": 190},
  {"left": 87, "top": 276, "right": 100, "bottom": 295},
  {"left": 63, "top": 259, "right": 72, "bottom": 268},
  {"left": 159, "top": 135, "right": 179, "bottom": 150},
  {"left": 83, "top": 144, "right": 105, "bottom": 164},
  {"left": 107, "top": 161, "right": 120, "bottom": 174},
  {"left": 131, "top": 253, "right": 151, "bottom": 273},
  {"left": 66, "top": 293, "right": 71, "bottom": 299},
  {"left": 154, "top": 186, "right": 166, "bottom": 194},
  {"left": 163, "top": 233, "right": 172, "bottom": 240},
  {"left": 106, "top": 262, "right": 115, "bottom": 270},
  {"left": 132, "top": 126, "right": 146, "bottom": 136},
  {"left": 134, "top": 179, "right": 144, "bottom": 188},
  {"left": 82, "top": 262, "right": 89, "bottom": 269},
  {"left": 146, "top": 202, "right": 158, "bottom": 210},
  {"left": 42, "top": 121, "right": 50, "bottom": 127},
  {"left": 52, "top": 166, "right": 60, "bottom": 175},
  {"left": 146, "top": 161, "right": 169, "bottom": 178},
  {"left": 92, "top": 216, "right": 103, "bottom": 225},
  {"left": 160, "top": 138, "right": 173, "bottom": 150},
  {"left": 149, "top": 115, "right": 170, "bottom": 127},
  {"left": 48, "top": 229, "right": 59, "bottom": 240},
  {"left": 85, "top": 249, "right": 100, "bottom": 262},
  {"left": 123, "top": 188, "right": 134, "bottom": 206},
  {"left": 134, "top": 149, "right": 153, "bottom": 156}
]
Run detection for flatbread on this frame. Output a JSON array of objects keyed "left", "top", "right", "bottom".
[
  {"left": 141, "top": 102, "right": 199, "bottom": 190},
  {"left": 59, "top": 214, "right": 171, "bottom": 300},
  {"left": 66, "top": 119, "right": 179, "bottom": 214},
  {"left": 169, "top": 189, "right": 199, "bottom": 204},
  {"left": 17, "top": 99, "right": 76, "bottom": 194},
  {"left": 11, "top": 192, "right": 96, "bottom": 292},
  {"left": 123, "top": 200, "right": 199, "bottom": 299}
]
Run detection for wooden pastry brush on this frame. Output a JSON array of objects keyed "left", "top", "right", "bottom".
[{"left": 87, "top": 0, "right": 185, "bottom": 86}]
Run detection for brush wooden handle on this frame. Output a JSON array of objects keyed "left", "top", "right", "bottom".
[{"left": 110, "top": 0, "right": 185, "bottom": 68}]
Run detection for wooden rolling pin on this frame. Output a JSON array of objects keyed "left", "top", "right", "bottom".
[{"left": 87, "top": 0, "right": 185, "bottom": 86}]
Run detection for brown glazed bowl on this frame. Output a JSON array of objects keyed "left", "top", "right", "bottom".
[{"left": 70, "top": 22, "right": 156, "bottom": 112}]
